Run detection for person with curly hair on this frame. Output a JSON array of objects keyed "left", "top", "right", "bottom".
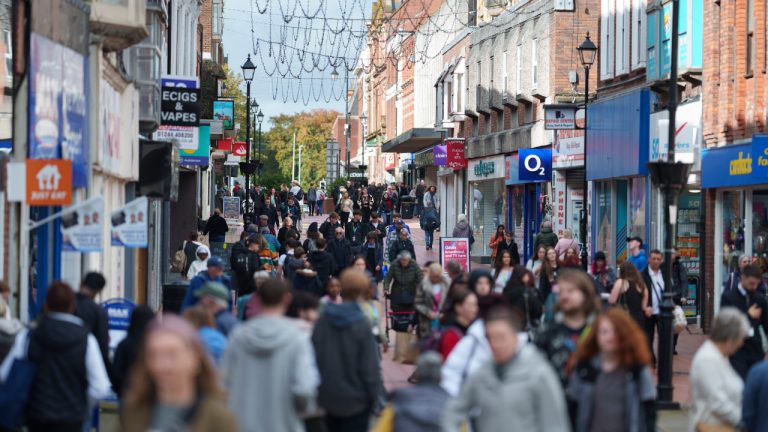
[{"left": 567, "top": 308, "right": 656, "bottom": 432}]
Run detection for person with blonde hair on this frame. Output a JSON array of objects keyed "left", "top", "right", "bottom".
[
  {"left": 554, "top": 228, "right": 580, "bottom": 261},
  {"left": 121, "top": 315, "right": 236, "bottom": 431}
]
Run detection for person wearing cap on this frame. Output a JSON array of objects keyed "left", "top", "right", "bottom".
[
  {"left": 388, "top": 228, "right": 416, "bottom": 264},
  {"left": 195, "top": 282, "right": 238, "bottom": 336},
  {"left": 186, "top": 244, "right": 211, "bottom": 280},
  {"left": 384, "top": 250, "right": 422, "bottom": 363},
  {"left": 627, "top": 236, "right": 648, "bottom": 272},
  {"left": 260, "top": 226, "right": 281, "bottom": 253},
  {"left": 373, "top": 352, "right": 449, "bottom": 432},
  {"left": 182, "top": 255, "right": 232, "bottom": 312}
]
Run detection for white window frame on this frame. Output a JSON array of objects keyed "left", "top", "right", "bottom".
[
  {"left": 531, "top": 39, "right": 538, "bottom": 89},
  {"left": 502, "top": 50, "right": 508, "bottom": 97},
  {"left": 600, "top": 0, "right": 615, "bottom": 79},
  {"left": 632, "top": 0, "right": 648, "bottom": 69}
]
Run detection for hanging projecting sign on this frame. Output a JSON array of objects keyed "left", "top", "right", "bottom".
[
  {"left": 434, "top": 145, "right": 447, "bottom": 166},
  {"left": 111, "top": 197, "right": 149, "bottom": 248},
  {"left": 232, "top": 142, "right": 247, "bottom": 157},
  {"left": 518, "top": 148, "right": 552, "bottom": 182},
  {"left": 544, "top": 104, "right": 577, "bottom": 130},
  {"left": 161, "top": 86, "right": 201, "bottom": 127},
  {"left": 26, "top": 159, "right": 73, "bottom": 206},
  {"left": 61, "top": 196, "right": 104, "bottom": 252},
  {"left": 446, "top": 138, "right": 467, "bottom": 169}
]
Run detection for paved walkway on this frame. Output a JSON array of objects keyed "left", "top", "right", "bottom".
[{"left": 299, "top": 213, "right": 704, "bottom": 429}]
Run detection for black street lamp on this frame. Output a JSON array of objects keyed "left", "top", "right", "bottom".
[
  {"left": 331, "top": 66, "right": 350, "bottom": 177},
  {"left": 577, "top": 33, "right": 597, "bottom": 272},
  {"left": 241, "top": 54, "right": 256, "bottom": 219},
  {"left": 360, "top": 112, "right": 368, "bottom": 177}
]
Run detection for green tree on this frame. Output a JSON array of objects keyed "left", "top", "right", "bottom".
[{"left": 265, "top": 110, "right": 339, "bottom": 188}]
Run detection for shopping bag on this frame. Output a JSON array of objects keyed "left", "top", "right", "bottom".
[{"left": 0, "top": 332, "right": 37, "bottom": 430}]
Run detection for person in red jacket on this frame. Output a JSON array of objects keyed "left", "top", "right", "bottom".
[{"left": 439, "top": 288, "right": 479, "bottom": 360}]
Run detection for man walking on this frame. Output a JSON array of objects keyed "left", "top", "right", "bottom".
[
  {"left": 224, "top": 279, "right": 317, "bottom": 432},
  {"left": 346, "top": 210, "right": 366, "bottom": 255},
  {"left": 313, "top": 269, "right": 382, "bottom": 432},
  {"left": 75, "top": 272, "right": 110, "bottom": 368},
  {"left": 328, "top": 227, "right": 353, "bottom": 276},
  {"left": 641, "top": 249, "right": 668, "bottom": 365},
  {"left": 627, "top": 236, "right": 648, "bottom": 272},
  {"left": 182, "top": 256, "right": 232, "bottom": 311},
  {"left": 443, "top": 305, "right": 569, "bottom": 432},
  {"left": 204, "top": 209, "right": 230, "bottom": 243},
  {"left": 721, "top": 264, "right": 768, "bottom": 378}
]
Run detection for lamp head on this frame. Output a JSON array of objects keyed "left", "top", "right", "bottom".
[
  {"left": 577, "top": 32, "right": 598, "bottom": 68},
  {"left": 241, "top": 54, "right": 256, "bottom": 82}
]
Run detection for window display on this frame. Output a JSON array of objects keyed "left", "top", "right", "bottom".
[{"left": 469, "top": 179, "right": 507, "bottom": 259}]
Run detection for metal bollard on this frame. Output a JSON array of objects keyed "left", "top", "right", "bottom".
[{"left": 656, "top": 291, "right": 680, "bottom": 409}]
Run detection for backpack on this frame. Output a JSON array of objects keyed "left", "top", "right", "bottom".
[
  {"left": 171, "top": 241, "right": 187, "bottom": 273},
  {"left": 296, "top": 189, "right": 304, "bottom": 201},
  {"left": 230, "top": 241, "right": 250, "bottom": 273}
]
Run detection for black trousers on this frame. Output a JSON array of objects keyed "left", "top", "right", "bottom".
[
  {"left": 325, "top": 411, "right": 369, "bottom": 432},
  {"left": 645, "top": 314, "right": 660, "bottom": 363}
]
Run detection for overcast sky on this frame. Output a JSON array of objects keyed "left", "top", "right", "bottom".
[{"left": 222, "top": 0, "right": 367, "bottom": 128}]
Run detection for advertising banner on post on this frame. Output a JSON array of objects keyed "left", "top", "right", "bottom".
[
  {"left": 440, "top": 237, "right": 471, "bottom": 273},
  {"left": 177, "top": 124, "right": 210, "bottom": 166},
  {"left": 222, "top": 196, "right": 241, "bottom": 220},
  {"left": 61, "top": 196, "right": 104, "bottom": 252},
  {"left": 213, "top": 100, "right": 235, "bottom": 130},
  {"left": 445, "top": 138, "right": 467, "bottom": 169},
  {"left": 111, "top": 197, "right": 149, "bottom": 248},
  {"left": 103, "top": 298, "right": 136, "bottom": 352}
]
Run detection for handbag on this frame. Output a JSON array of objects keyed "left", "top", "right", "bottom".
[
  {"left": 695, "top": 423, "right": 736, "bottom": 432},
  {"left": 673, "top": 305, "right": 687, "bottom": 334},
  {"left": 0, "top": 331, "right": 38, "bottom": 430}
]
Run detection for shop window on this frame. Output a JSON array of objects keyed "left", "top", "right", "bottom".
[
  {"left": 470, "top": 179, "right": 507, "bottom": 259},
  {"left": 720, "top": 191, "right": 746, "bottom": 286},
  {"left": 596, "top": 182, "right": 613, "bottom": 264},
  {"left": 677, "top": 190, "right": 702, "bottom": 317},
  {"left": 629, "top": 177, "right": 646, "bottom": 242},
  {"left": 752, "top": 191, "right": 768, "bottom": 281}
]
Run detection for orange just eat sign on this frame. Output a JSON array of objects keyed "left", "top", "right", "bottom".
[{"left": 26, "top": 159, "right": 73, "bottom": 206}]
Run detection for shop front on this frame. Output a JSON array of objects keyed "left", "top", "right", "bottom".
[
  {"left": 413, "top": 147, "right": 438, "bottom": 186},
  {"left": 587, "top": 89, "right": 652, "bottom": 266},
  {"left": 703, "top": 136, "right": 768, "bottom": 314},
  {"left": 553, "top": 129, "right": 585, "bottom": 245},
  {"left": 467, "top": 155, "right": 507, "bottom": 263},
  {"left": 438, "top": 139, "right": 467, "bottom": 238},
  {"left": 505, "top": 151, "right": 552, "bottom": 264}
]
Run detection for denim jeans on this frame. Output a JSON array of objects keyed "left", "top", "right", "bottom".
[{"left": 425, "top": 229, "right": 434, "bottom": 249}]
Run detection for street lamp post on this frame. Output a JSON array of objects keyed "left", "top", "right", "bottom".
[
  {"left": 331, "top": 67, "right": 350, "bottom": 177},
  {"left": 241, "top": 54, "right": 256, "bottom": 219},
  {"left": 361, "top": 112, "right": 368, "bottom": 178},
  {"left": 257, "top": 108, "right": 264, "bottom": 184},
  {"left": 577, "top": 33, "right": 597, "bottom": 272}
]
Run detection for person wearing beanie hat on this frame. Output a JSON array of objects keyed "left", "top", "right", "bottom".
[
  {"left": 182, "top": 251, "right": 232, "bottom": 312},
  {"left": 195, "top": 282, "right": 237, "bottom": 336},
  {"left": 374, "top": 352, "right": 449, "bottom": 432},
  {"left": 591, "top": 251, "right": 617, "bottom": 295}
]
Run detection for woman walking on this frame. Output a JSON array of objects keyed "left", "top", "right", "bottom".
[
  {"left": 384, "top": 250, "right": 423, "bottom": 364},
  {"left": 338, "top": 191, "right": 354, "bottom": 225},
  {"left": 539, "top": 247, "right": 560, "bottom": 320},
  {"left": 414, "top": 263, "right": 452, "bottom": 341},
  {"left": 357, "top": 188, "right": 375, "bottom": 223},
  {"left": 307, "top": 184, "right": 318, "bottom": 217},
  {"left": 689, "top": 308, "right": 749, "bottom": 431},
  {"left": 568, "top": 308, "right": 656, "bottom": 432},
  {"left": 121, "top": 316, "right": 237, "bottom": 431},
  {"left": 421, "top": 186, "right": 440, "bottom": 251},
  {"left": 609, "top": 262, "right": 649, "bottom": 328},
  {"left": 527, "top": 246, "right": 547, "bottom": 289},
  {"left": 592, "top": 251, "right": 617, "bottom": 294},
  {"left": 488, "top": 225, "right": 505, "bottom": 263},
  {"left": 491, "top": 250, "right": 515, "bottom": 294},
  {"left": 554, "top": 229, "right": 580, "bottom": 261},
  {"left": 495, "top": 230, "right": 521, "bottom": 267},
  {"left": 438, "top": 288, "right": 478, "bottom": 359}
]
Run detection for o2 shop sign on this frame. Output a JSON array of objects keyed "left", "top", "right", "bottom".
[{"left": 518, "top": 148, "right": 552, "bottom": 182}]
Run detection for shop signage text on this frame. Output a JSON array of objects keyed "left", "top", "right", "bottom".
[
  {"left": 434, "top": 145, "right": 447, "bottom": 166},
  {"left": 702, "top": 135, "right": 768, "bottom": 188},
  {"left": 474, "top": 160, "right": 495, "bottom": 177},
  {"left": 518, "top": 148, "right": 552, "bottom": 182},
  {"left": 161, "top": 86, "right": 201, "bottom": 126},
  {"left": 469, "top": 155, "right": 506, "bottom": 181},
  {"left": 446, "top": 138, "right": 467, "bottom": 169},
  {"left": 544, "top": 104, "right": 577, "bottom": 130},
  {"left": 414, "top": 149, "right": 435, "bottom": 168},
  {"left": 26, "top": 159, "right": 73, "bottom": 206}
]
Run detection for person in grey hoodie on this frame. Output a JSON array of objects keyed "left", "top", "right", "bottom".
[
  {"left": 312, "top": 269, "right": 382, "bottom": 432},
  {"left": 223, "top": 279, "right": 318, "bottom": 432},
  {"left": 442, "top": 305, "right": 570, "bottom": 432},
  {"left": 452, "top": 213, "right": 473, "bottom": 242}
]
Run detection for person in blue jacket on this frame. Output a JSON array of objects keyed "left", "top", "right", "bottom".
[
  {"left": 627, "top": 236, "right": 648, "bottom": 272},
  {"left": 744, "top": 360, "right": 768, "bottom": 432},
  {"left": 181, "top": 256, "right": 232, "bottom": 311}
]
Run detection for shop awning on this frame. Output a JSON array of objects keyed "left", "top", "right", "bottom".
[{"left": 381, "top": 128, "right": 443, "bottom": 154}]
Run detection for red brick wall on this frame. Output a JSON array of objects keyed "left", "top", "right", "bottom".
[
  {"left": 199, "top": 0, "right": 212, "bottom": 56},
  {"left": 703, "top": 0, "right": 768, "bottom": 145},
  {"left": 550, "top": 1, "right": 601, "bottom": 95}
]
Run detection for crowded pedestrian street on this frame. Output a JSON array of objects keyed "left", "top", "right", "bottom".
[{"left": 3, "top": 0, "right": 768, "bottom": 431}]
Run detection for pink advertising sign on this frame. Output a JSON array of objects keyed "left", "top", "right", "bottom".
[{"left": 440, "top": 237, "right": 471, "bottom": 273}]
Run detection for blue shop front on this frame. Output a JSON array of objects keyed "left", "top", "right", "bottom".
[
  {"left": 586, "top": 89, "right": 652, "bottom": 266},
  {"left": 506, "top": 149, "right": 552, "bottom": 265},
  {"left": 702, "top": 135, "right": 768, "bottom": 315}
]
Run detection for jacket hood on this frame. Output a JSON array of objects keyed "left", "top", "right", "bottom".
[
  {"left": 468, "top": 269, "right": 493, "bottom": 294},
  {"left": 237, "top": 316, "right": 302, "bottom": 355},
  {"left": 196, "top": 244, "right": 211, "bottom": 256},
  {"left": 323, "top": 302, "right": 366, "bottom": 328},
  {"left": 393, "top": 385, "right": 449, "bottom": 428},
  {"left": 540, "top": 225, "right": 553, "bottom": 234},
  {"left": 455, "top": 221, "right": 469, "bottom": 229}
]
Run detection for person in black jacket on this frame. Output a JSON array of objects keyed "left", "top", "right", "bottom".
[
  {"left": 327, "top": 227, "right": 353, "bottom": 277},
  {"left": 308, "top": 237, "right": 336, "bottom": 285},
  {"left": 346, "top": 210, "right": 367, "bottom": 254},
  {"left": 388, "top": 228, "right": 416, "bottom": 264},
  {"left": 293, "top": 266, "right": 324, "bottom": 298},
  {"left": 640, "top": 249, "right": 682, "bottom": 364},
  {"left": 75, "top": 273, "right": 110, "bottom": 371},
  {"left": 204, "top": 208, "right": 229, "bottom": 242},
  {"left": 312, "top": 269, "right": 383, "bottom": 430},
  {"left": 23, "top": 282, "right": 111, "bottom": 431},
  {"left": 721, "top": 264, "right": 768, "bottom": 379},
  {"left": 320, "top": 212, "right": 343, "bottom": 241},
  {"left": 111, "top": 305, "right": 155, "bottom": 398},
  {"left": 495, "top": 230, "right": 521, "bottom": 266}
]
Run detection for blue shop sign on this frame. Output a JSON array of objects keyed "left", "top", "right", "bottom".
[
  {"left": 702, "top": 135, "right": 768, "bottom": 188},
  {"left": 518, "top": 148, "right": 552, "bottom": 182},
  {"left": 102, "top": 298, "right": 137, "bottom": 331}
]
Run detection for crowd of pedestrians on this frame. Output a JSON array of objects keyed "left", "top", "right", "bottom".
[{"left": 9, "top": 173, "right": 768, "bottom": 432}]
